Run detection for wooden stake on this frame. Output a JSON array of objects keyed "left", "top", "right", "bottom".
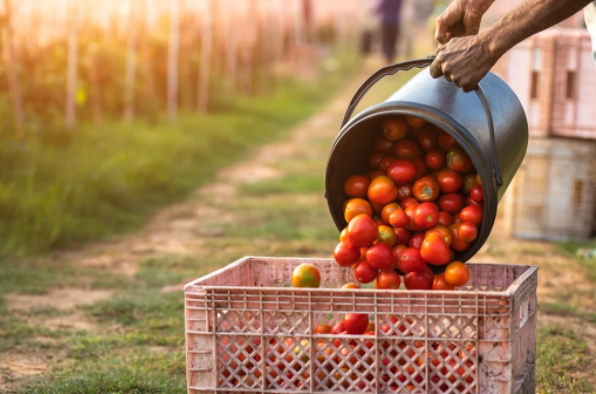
[{"left": 1, "top": 0, "right": 24, "bottom": 137}]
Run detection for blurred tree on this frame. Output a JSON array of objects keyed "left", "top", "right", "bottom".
[
  {"left": 124, "top": 0, "right": 137, "bottom": 123},
  {"left": 198, "top": 0, "right": 213, "bottom": 113},
  {"left": 167, "top": 0, "right": 179, "bottom": 120},
  {"left": 66, "top": 0, "right": 78, "bottom": 130},
  {"left": 1, "top": 0, "right": 24, "bottom": 137}
]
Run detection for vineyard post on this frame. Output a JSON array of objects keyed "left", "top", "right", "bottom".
[
  {"left": 1, "top": 0, "right": 24, "bottom": 137},
  {"left": 167, "top": 0, "right": 180, "bottom": 120}
]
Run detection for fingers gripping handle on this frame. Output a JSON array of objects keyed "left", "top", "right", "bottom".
[{"left": 340, "top": 57, "right": 503, "bottom": 187}]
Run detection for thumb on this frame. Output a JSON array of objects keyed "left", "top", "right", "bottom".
[
  {"left": 435, "top": 16, "right": 448, "bottom": 45},
  {"left": 434, "top": 3, "right": 465, "bottom": 44}
]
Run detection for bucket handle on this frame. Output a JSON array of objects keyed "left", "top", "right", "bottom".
[{"left": 341, "top": 58, "right": 503, "bottom": 186}]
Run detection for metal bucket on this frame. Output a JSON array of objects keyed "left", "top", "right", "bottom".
[{"left": 325, "top": 58, "right": 528, "bottom": 272}]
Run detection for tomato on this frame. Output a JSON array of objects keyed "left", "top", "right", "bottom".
[
  {"left": 367, "top": 170, "right": 385, "bottom": 180},
  {"left": 414, "top": 202, "right": 440, "bottom": 229},
  {"left": 377, "top": 225, "right": 397, "bottom": 247},
  {"left": 343, "top": 175, "right": 370, "bottom": 198},
  {"left": 352, "top": 260, "right": 378, "bottom": 284},
  {"left": 405, "top": 203, "right": 423, "bottom": 231},
  {"left": 408, "top": 232, "right": 425, "bottom": 249},
  {"left": 339, "top": 228, "right": 348, "bottom": 242},
  {"left": 438, "top": 193, "right": 465, "bottom": 214},
  {"left": 413, "top": 176, "right": 440, "bottom": 202},
  {"left": 438, "top": 132, "right": 458, "bottom": 151},
  {"left": 449, "top": 223, "right": 471, "bottom": 251},
  {"left": 366, "top": 243, "right": 394, "bottom": 270},
  {"left": 466, "top": 195, "right": 480, "bottom": 205},
  {"left": 453, "top": 213, "right": 461, "bottom": 223},
  {"left": 334, "top": 242, "right": 361, "bottom": 267},
  {"left": 425, "top": 149, "right": 446, "bottom": 170},
  {"left": 470, "top": 185, "right": 484, "bottom": 203},
  {"left": 446, "top": 148, "right": 473, "bottom": 173},
  {"left": 347, "top": 214, "right": 379, "bottom": 247},
  {"left": 291, "top": 263, "right": 321, "bottom": 288},
  {"left": 368, "top": 176, "right": 398, "bottom": 205},
  {"left": 425, "top": 225, "right": 452, "bottom": 246},
  {"left": 444, "top": 261, "right": 470, "bottom": 286},
  {"left": 381, "top": 203, "right": 401, "bottom": 225},
  {"left": 393, "top": 227, "right": 412, "bottom": 245},
  {"left": 375, "top": 270, "right": 401, "bottom": 289},
  {"left": 394, "top": 140, "right": 422, "bottom": 159},
  {"left": 437, "top": 169, "right": 463, "bottom": 193},
  {"left": 420, "top": 234, "right": 451, "bottom": 265},
  {"left": 405, "top": 115, "right": 426, "bottom": 129},
  {"left": 344, "top": 313, "right": 369, "bottom": 335},
  {"left": 387, "top": 159, "right": 417, "bottom": 185},
  {"left": 379, "top": 156, "right": 397, "bottom": 171},
  {"left": 368, "top": 152, "right": 386, "bottom": 169},
  {"left": 399, "top": 248, "right": 426, "bottom": 273},
  {"left": 373, "top": 136, "right": 394, "bottom": 153},
  {"left": 392, "top": 244, "right": 407, "bottom": 267},
  {"left": 432, "top": 273, "right": 455, "bottom": 290},
  {"left": 341, "top": 282, "right": 360, "bottom": 290},
  {"left": 389, "top": 209, "right": 408, "bottom": 228},
  {"left": 373, "top": 215, "right": 385, "bottom": 226},
  {"left": 438, "top": 211, "right": 454, "bottom": 227},
  {"left": 460, "top": 205, "right": 483, "bottom": 226},
  {"left": 314, "top": 324, "right": 333, "bottom": 335},
  {"left": 417, "top": 124, "right": 438, "bottom": 152},
  {"left": 458, "top": 221, "right": 478, "bottom": 242},
  {"left": 344, "top": 198, "right": 372, "bottom": 222},
  {"left": 371, "top": 202, "right": 384, "bottom": 215},
  {"left": 396, "top": 183, "right": 413, "bottom": 201},
  {"left": 404, "top": 267, "right": 434, "bottom": 290},
  {"left": 331, "top": 321, "right": 345, "bottom": 335},
  {"left": 462, "top": 173, "right": 478, "bottom": 194},
  {"left": 411, "top": 157, "right": 427, "bottom": 178},
  {"left": 476, "top": 173, "right": 482, "bottom": 185},
  {"left": 400, "top": 197, "right": 418, "bottom": 210},
  {"left": 383, "top": 117, "right": 409, "bottom": 141}
]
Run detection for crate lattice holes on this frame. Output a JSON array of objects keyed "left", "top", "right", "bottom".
[{"left": 185, "top": 257, "right": 537, "bottom": 394}]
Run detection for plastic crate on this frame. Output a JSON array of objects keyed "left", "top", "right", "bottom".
[
  {"left": 503, "top": 137, "right": 596, "bottom": 241},
  {"left": 184, "top": 257, "right": 538, "bottom": 394}
]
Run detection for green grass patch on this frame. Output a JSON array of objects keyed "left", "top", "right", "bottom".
[
  {"left": 556, "top": 241, "right": 596, "bottom": 283},
  {"left": 540, "top": 302, "right": 596, "bottom": 324}
]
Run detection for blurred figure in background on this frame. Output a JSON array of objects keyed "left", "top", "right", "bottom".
[{"left": 377, "top": 0, "right": 404, "bottom": 63}]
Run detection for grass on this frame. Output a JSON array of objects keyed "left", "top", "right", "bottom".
[{"left": 556, "top": 240, "right": 596, "bottom": 283}]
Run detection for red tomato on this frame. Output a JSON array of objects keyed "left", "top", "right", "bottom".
[
  {"left": 404, "top": 268, "right": 434, "bottom": 290},
  {"left": 331, "top": 321, "right": 345, "bottom": 334},
  {"left": 343, "top": 175, "right": 370, "bottom": 198},
  {"left": 458, "top": 221, "right": 478, "bottom": 242},
  {"left": 399, "top": 248, "right": 426, "bottom": 273},
  {"left": 460, "top": 205, "right": 483, "bottom": 226},
  {"left": 387, "top": 159, "right": 417, "bottom": 185},
  {"left": 373, "top": 136, "right": 394, "bottom": 153},
  {"left": 438, "top": 193, "right": 465, "bottom": 214},
  {"left": 353, "top": 261, "right": 378, "bottom": 284},
  {"left": 417, "top": 124, "right": 438, "bottom": 152},
  {"left": 383, "top": 117, "right": 409, "bottom": 141},
  {"left": 334, "top": 242, "right": 361, "bottom": 267},
  {"left": 366, "top": 243, "right": 394, "bottom": 270},
  {"left": 413, "top": 176, "right": 440, "bottom": 202},
  {"left": 405, "top": 115, "right": 427, "bottom": 129},
  {"left": 375, "top": 270, "right": 401, "bottom": 289},
  {"left": 394, "top": 140, "right": 422, "bottom": 159},
  {"left": 367, "top": 170, "right": 385, "bottom": 180},
  {"left": 339, "top": 228, "right": 348, "bottom": 242},
  {"left": 425, "top": 149, "right": 446, "bottom": 170},
  {"left": 437, "top": 169, "right": 463, "bottom": 193},
  {"left": 379, "top": 156, "right": 397, "bottom": 171},
  {"left": 400, "top": 197, "right": 418, "bottom": 210},
  {"left": 438, "top": 211, "right": 454, "bottom": 227},
  {"left": 462, "top": 173, "right": 478, "bottom": 194},
  {"left": 344, "top": 198, "right": 373, "bottom": 222},
  {"left": 343, "top": 314, "right": 369, "bottom": 335},
  {"left": 381, "top": 203, "right": 401, "bottom": 225},
  {"left": 466, "top": 195, "right": 480, "bottom": 205},
  {"left": 433, "top": 273, "right": 455, "bottom": 290},
  {"left": 411, "top": 157, "right": 427, "bottom": 178},
  {"left": 444, "top": 261, "right": 470, "bottom": 286},
  {"left": 396, "top": 183, "right": 413, "bottom": 201},
  {"left": 392, "top": 244, "right": 407, "bottom": 267},
  {"left": 377, "top": 225, "right": 397, "bottom": 247},
  {"left": 368, "top": 176, "right": 398, "bottom": 205},
  {"left": 420, "top": 234, "right": 451, "bottom": 265},
  {"left": 408, "top": 232, "right": 425, "bottom": 249},
  {"left": 314, "top": 323, "right": 333, "bottom": 334},
  {"left": 446, "top": 148, "right": 473, "bottom": 173},
  {"left": 389, "top": 209, "right": 408, "bottom": 228},
  {"left": 425, "top": 225, "right": 452, "bottom": 246},
  {"left": 449, "top": 223, "right": 471, "bottom": 251},
  {"left": 393, "top": 227, "right": 412, "bottom": 245},
  {"left": 347, "top": 214, "right": 379, "bottom": 247},
  {"left": 368, "top": 153, "right": 386, "bottom": 170},
  {"left": 470, "top": 185, "right": 484, "bottom": 203},
  {"left": 438, "top": 133, "right": 458, "bottom": 151},
  {"left": 414, "top": 202, "right": 440, "bottom": 229},
  {"left": 405, "top": 203, "right": 423, "bottom": 231}
]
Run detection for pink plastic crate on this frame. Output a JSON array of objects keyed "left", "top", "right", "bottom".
[{"left": 184, "top": 257, "right": 537, "bottom": 394}]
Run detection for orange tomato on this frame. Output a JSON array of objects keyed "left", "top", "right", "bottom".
[
  {"left": 413, "top": 175, "right": 440, "bottom": 202},
  {"left": 375, "top": 270, "right": 401, "bottom": 289},
  {"left": 383, "top": 117, "right": 409, "bottom": 141},
  {"left": 341, "top": 282, "right": 361, "bottom": 289},
  {"left": 314, "top": 323, "right": 333, "bottom": 334},
  {"left": 420, "top": 234, "right": 451, "bottom": 265},
  {"left": 344, "top": 198, "right": 372, "bottom": 223},
  {"left": 344, "top": 175, "right": 371, "bottom": 198},
  {"left": 339, "top": 227, "right": 348, "bottom": 242},
  {"left": 425, "top": 225, "right": 452, "bottom": 246},
  {"left": 433, "top": 273, "right": 455, "bottom": 290},
  {"left": 449, "top": 223, "right": 471, "bottom": 251},
  {"left": 444, "top": 261, "right": 470, "bottom": 286},
  {"left": 377, "top": 225, "right": 397, "bottom": 247},
  {"left": 389, "top": 209, "right": 408, "bottom": 228},
  {"left": 291, "top": 263, "right": 321, "bottom": 288},
  {"left": 367, "top": 176, "right": 398, "bottom": 205},
  {"left": 381, "top": 203, "right": 401, "bottom": 224},
  {"left": 405, "top": 115, "right": 427, "bottom": 129}
]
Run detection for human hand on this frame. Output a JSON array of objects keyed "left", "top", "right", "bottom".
[{"left": 435, "top": 0, "right": 495, "bottom": 44}]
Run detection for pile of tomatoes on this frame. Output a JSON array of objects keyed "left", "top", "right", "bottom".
[{"left": 333, "top": 115, "right": 483, "bottom": 290}]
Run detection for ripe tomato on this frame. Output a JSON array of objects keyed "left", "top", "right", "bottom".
[
  {"left": 292, "top": 263, "right": 321, "bottom": 288},
  {"left": 366, "top": 243, "right": 394, "bottom": 270},
  {"left": 449, "top": 223, "right": 471, "bottom": 251},
  {"left": 405, "top": 203, "right": 423, "bottom": 231},
  {"left": 413, "top": 176, "right": 440, "bottom": 202},
  {"left": 411, "top": 157, "right": 427, "bottom": 178},
  {"left": 470, "top": 185, "right": 484, "bottom": 203},
  {"left": 400, "top": 197, "right": 418, "bottom": 210},
  {"left": 377, "top": 225, "right": 397, "bottom": 247},
  {"left": 314, "top": 323, "right": 333, "bottom": 334},
  {"left": 438, "top": 211, "right": 454, "bottom": 227},
  {"left": 383, "top": 117, "right": 409, "bottom": 141},
  {"left": 444, "top": 261, "right": 470, "bottom": 286},
  {"left": 373, "top": 136, "right": 394, "bottom": 153},
  {"left": 417, "top": 124, "right": 438, "bottom": 152},
  {"left": 396, "top": 183, "right": 413, "bottom": 201},
  {"left": 446, "top": 148, "right": 473, "bottom": 173},
  {"left": 476, "top": 173, "right": 482, "bottom": 185},
  {"left": 420, "top": 234, "right": 451, "bottom": 265},
  {"left": 404, "top": 267, "right": 434, "bottom": 290},
  {"left": 347, "top": 214, "right": 379, "bottom": 247},
  {"left": 389, "top": 209, "right": 408, "bottom": 228},
  {"left": 408, "top": 232, "right": 425, "bottom": 249},
  {"left": 405, "top": 115, "right": 426, "bottom": 129},
  {"left": 344, "top": 175, "right": 371, "bottom": 198},
  {"left": 368, "top": 176, "right": 398, "bottom": 205},
  {"left": 392, "top": 244, "right": 407, "bottom": 267},
  {"left": 368, "top": 152, "right": 386, "bottom": 169},
  {"left": 458, "top": 221, "right": 478, "bottom": 242},
  {"left": 425, "top": 149, "right": 446, "bottom": 170},
  {"left": 466, "top": 195, "right": 480, "bottom": 205},
  {"left": 399, "top": 247, "right": 426, "bottom": 273},
  {"left": 344, "top": 198, "right": 372, "bottom": 222},
  {"left": 381, "top": 203, "right": 401, "bottom": 225},
  {"left": 432, "top": 273, "right": 455, "bottom": 290},
  {"left": 343, "top": 314, "right": 369, "bottom": 335},
  {"left": 334, "top": 242, "right": 361, "bottom": 267},
  {"left": 331, "top": 321, "right": 345, "bottom": 335},
  {"left": 375, "top": 270, "right": 401, "bottom": 289},
  {"left": 438, "top": 132, "right": 458, "bottom": 151},
  {"left": 353, "top": 261, "right": 378, "bottom": 284},
  {"left": 367, "top": 170, "right": 385, "bottom": 180},
  {"left": 462, "top": 173, "right": 478, "bottom": 194},
  {"left": 438, "top": 193, "right": 465, "bottom": 214},
  {"left": 394, "top": 139, "right": 422, "bottom": 159},
  {"left": 379, "top": 156, "right": 397, "bottom": 171},
  {"left": 339, "top": 228, "right": 348, "bottom": 242},
  {"left": 460, "top": 205, "right": 483, "bottom": 226},
  {"left": 425, "top": 225, "right": 452, "bottom": 246},
  {"left": 341, "top": 282, "right": 360, "bottom": 290},
  {"left": 387, "top": 159, "right": 417, "bottom": 185},
  {"left": 437, "top": 169, "right": 463, "bottom": 193},
  {"left": 414, "top": 202, "right": 440, "bottom": 229},
  {"left": 393, "top": 227, "right": 412, "bottom": 245}
]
